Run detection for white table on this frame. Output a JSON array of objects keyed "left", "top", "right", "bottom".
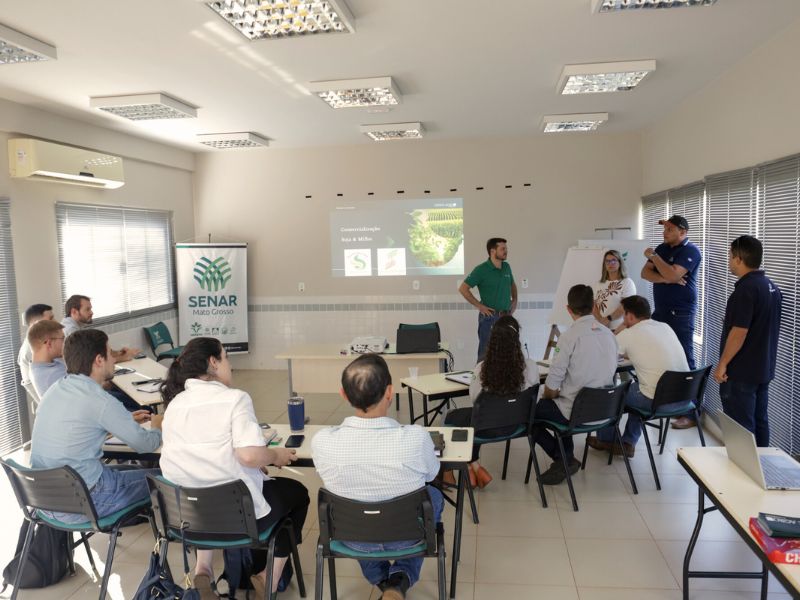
[
  {"left": 678, "top": 447, "right": 800, "bottom": 599},
  {"left": 275, "top": 343, "right": 449, "bottom": 396},
  {"left": 114, "top": 357, "right": 168, "bottom": 409}
]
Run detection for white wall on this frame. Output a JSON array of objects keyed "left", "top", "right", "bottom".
[
  {"left": 642, "top": 18, "right": 800, "bottom": 195},
  {"left": 194, "top": 133, "right": 643, "bottom": 368},
  {"left": 0, "top": 98, "right": 195, "bottom": 347}
]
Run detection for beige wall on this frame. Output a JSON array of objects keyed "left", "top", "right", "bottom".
[
  {"left": 194, "top": 132, "right": 643, "bottom": 299},
  {"left": 0, "top": 98, "right": 195, "bottom": 323},
  {"left": 642, "top": 17, "right": 800, "bottom": 195}
]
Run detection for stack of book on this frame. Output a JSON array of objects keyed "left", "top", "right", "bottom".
[{"left": 749, "top": 512, "right": 800, "bottom": 564}]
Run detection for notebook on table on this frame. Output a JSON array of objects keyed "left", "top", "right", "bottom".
[{"left": 444, "top": 371, "right": 473, "bottom": 386}]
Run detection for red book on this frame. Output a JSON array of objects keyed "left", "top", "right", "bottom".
[{"left": 749, "top": 517, "right": 800, "bottom": 565}]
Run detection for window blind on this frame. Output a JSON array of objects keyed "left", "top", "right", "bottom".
[
  {"left": 0, "top": 198, "right": 26, "bottom": 455},
  {"left": 56, "top": 203, "right": 175, "bottom": 322},
  {"left": 641, "top": 192, "right": 668, "bottom": 308},
  {"left": 756, "top": 156, "right": 800, "bottom": 453}
]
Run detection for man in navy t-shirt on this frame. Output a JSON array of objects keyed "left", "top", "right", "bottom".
[
  {"left": 642, "top": 215, "right": 702, "bottom": 429},
  {"left": 714, "top": 235, "right": 782, "bottom": 447}
]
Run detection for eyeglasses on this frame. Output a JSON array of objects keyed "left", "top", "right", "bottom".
[{"left": 605, "top": 258, "right": 620, "bottom": 264}]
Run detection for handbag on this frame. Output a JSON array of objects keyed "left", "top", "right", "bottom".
[{"left": 133, "top": 539, "right": 183, "bottom": 600}]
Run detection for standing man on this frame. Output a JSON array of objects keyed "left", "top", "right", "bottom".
[
  {"left": 714, "top": 235, "right": 781, "bottom": 447},
  {"left": 459, "top": 237, "right": 517, "bottom": 362},
  {"left": 642, "top": 215, "right": 701, "bottom": 430},
  {"left": 17, "top": 303, "right": 55, "bottom": 400}
]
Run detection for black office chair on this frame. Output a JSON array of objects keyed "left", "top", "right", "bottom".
[
  {"left": 631, "top": 366, "right": 712, "bottom": 490},
  {"left": 147, "top": 476, "right": 306, "bottom": 600},
  {"left": 1, "top": 459, "right": 154, "bottom": 600},
  {"left": 316, "top": 488, "right": 445, "bottom": 600},
  {"left": 528, "top": 382, "right": 637, "bottom": 512},
  {"left": 471, "top": 385, "right": 539, "bottom": 481}
]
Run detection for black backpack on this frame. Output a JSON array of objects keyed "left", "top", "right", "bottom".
[
  {"left": 1, "top": 520, "right": 73, "bottom": 591},
  {"left": 216, "top": 548, "right": 292, "bottom": 598}
]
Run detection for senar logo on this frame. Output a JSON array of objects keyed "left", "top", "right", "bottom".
[{"left": 194, "top": 257, "right": 232, "bottom": 291}]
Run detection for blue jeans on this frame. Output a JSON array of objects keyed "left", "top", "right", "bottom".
[
  {"left": 53, "top": 465, "right": 159, "bottom": 524},
  {"left": 477, "top": 313, "right": 501, "bottom": 362},
  {"left": 531, "top": 398, "right": 574, "bottom": 460},
  {"left": 596, "top": 383, "right": 690, "bottom": 446},
  {"left": 720, "top": 380, "right": 770, "bottom": 447},
  {"left": 343, "top": 486, "right": 444, "bottom": 589},
  {"left": 652, "top": 309, "right": 696, "bottom": 370}
]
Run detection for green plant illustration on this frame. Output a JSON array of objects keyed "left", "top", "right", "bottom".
[
  {"left": 408, "top": 208, "right": 463, "bottom": 267},
  {"left": 193, "top": 256, "right": 232, "bottom": 291}
]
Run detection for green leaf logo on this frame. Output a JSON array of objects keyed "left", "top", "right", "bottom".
[
  {"left": 193, "top": 257, "right": 232, "bottom": 291},
  {"left": 191, "top": 322, "right": 203, "bottom": 334}
]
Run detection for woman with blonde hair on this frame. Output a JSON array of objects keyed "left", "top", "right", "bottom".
[{"left": 592, "top": 249, "right": 636, "bottom": 331}]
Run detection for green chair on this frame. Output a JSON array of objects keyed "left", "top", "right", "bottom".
[
  {"left": 147, "top": 476, "right": 306, "bottom": 600},
  {"left": 315, "top": 487, "right": 445, "bottom": 600},
  {"left": 1, "top": 459, "right": 154, "bottom": 600},
  {"left": 528, "top": 382, "right": 637, "bottom": 512},
  {"left": 143, "top": 322, "right": 182, "bottom": 362}
]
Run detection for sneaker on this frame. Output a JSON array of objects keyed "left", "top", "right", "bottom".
[
  {"left": 380, "top": 572, "right": 410, "bottom": 600},
  {"left": 540, "top": 458, "right": 580, "bottom": 485},
  {"left": 585, "top": 435, "right": 613, "bottom": 452},
  {"left": 671, "top": 416, "right": 697, "bottom": 430}
]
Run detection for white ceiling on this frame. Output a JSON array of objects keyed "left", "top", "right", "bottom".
[{"left": 1, "top": 0, "right": 799, "bottom": 153}]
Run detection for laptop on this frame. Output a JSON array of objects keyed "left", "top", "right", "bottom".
[{"left": 719, "top": 411, "right": 800, "bottom": 490}]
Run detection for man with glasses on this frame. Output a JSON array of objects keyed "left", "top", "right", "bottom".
[
  {"left": 28, "top": 320, "right": 68, "bottom": 398},
  {"left": 642, "top": 215, "right": 702, "bottom": 429}
]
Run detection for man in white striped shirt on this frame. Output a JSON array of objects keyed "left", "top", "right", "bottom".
[{"left": 312, "top": 354, "right": 443, "bottom": 600}]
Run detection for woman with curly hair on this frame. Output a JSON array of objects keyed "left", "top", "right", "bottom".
[
  {"left": 592, "top": 249, "right": 636, "bottom": 331},
  {"left": 444, "top": 315, "right": 538, "bottom": 488}
]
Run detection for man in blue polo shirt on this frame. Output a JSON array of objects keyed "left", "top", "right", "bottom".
[
  {"left": 714, "top": 235, "right": 782, "bottom": 447},
  {"left": 459, "top": 237, "right": 517, "bottom": 362},
  {"left": 642, "top": 214, "right": 701, "bottom": 429}
]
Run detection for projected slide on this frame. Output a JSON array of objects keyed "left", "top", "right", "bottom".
[{"left": 331, "top": 198, "right": 464, "bottom": 277}]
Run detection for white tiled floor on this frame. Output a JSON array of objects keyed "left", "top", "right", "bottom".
[{"left": 0, "top": 369, "right": 794, "bottom": 599}]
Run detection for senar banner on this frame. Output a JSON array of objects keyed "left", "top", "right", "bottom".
[{"left": 176, "top": 243, "right": 249, "bottom": 353}]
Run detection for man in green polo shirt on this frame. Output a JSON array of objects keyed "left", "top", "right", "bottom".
[{"left": 459, "top": 237, "right": 517, "bottom": 362}]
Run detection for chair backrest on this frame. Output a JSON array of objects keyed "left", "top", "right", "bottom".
[
  {"left": 651, "top": 366, "right": 712, "bottom": 410},
  {"left": 143, "top": 322, "right": 174, "bottom": 353},
  {"left": 471, "top": 384, "right": 539, "bottom": 431},
  {"left": 147, "top": 476, "right": 260, "bottom": 543},
  {"left": 568, "top": 381, "right": 631, "bottom": 428},
  {"left": 317, "top": 488, "right": 435, "bottom": 553},
  {"left": 1, "top": 459, "right": 98, "bottom": 526}
]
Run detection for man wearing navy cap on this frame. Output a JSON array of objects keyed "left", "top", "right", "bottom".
[
  {"left": 714, "top": 235, "right": 781, "bottom": 447},
  {"left": 642, "top": 215, "right": 702, "bottom": 429}
]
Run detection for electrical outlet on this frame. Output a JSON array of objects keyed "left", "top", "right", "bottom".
[
  {"left": 412, "top": 280, "right": 420, "bottom": 290},
  {"left": 521, "top": 278, "right": 529, "bottom": 289},
  {"left": 298, "top": 282, "right": 305, "bottom": 292}
]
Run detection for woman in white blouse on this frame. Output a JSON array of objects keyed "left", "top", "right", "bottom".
[
  {"left": 160, "top": 337, "right": 309, "bottom": 599},
  {"left": 592, "top": 249, "right": 636, "bottom": 331}
]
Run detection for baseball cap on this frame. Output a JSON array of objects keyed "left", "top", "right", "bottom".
[{"left": 658, "top": 215, "right": 689, "bottom": 231}]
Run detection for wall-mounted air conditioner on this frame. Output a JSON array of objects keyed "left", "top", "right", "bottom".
[{"left": 8, "top": 138, "right": 125, "bottom": 189}]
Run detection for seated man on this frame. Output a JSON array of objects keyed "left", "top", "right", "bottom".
[
  {"left": 17, "top": 303, "right": 54, "bottom": 401},
  {"left": 28, "top": 319, "right": 67, "bottom": 398},
  {"left": 312, "top": 354, "right": 443, "bottom": 600},
  {"left": 30, "top": 329, "right": 162, "bottom": 523},
  {"left": 587, "top": 295, "right": 690, "bottom": 457},
  {"left": 533, "top": 284, "right": 618, "bottom": 485}
]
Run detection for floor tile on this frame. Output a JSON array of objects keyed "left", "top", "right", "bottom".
[
  {"left": 476, "top": 499, "right": 563, "bottom": 538},
  {"left": 557, "top": 501, "right": 651, "bottom": 540},
  {"left": 567, "top": 538, "right": 677, "bottom": 589},
  {"left": 475, "top": 582, "right": 578, "bottom": 600},
  {"left": 475, "top": 536, "right": 573, "bottom": 585},
  {"left": 636, "top": 502, "right": 741, "bottom": 542}
]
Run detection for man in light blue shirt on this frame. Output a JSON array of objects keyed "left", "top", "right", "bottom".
[
  {"left": 532, "top": 284, "right": 618, "bottom": 485},
  {"left": 31, "top": 328, "right": 162, "bottom": 523},
  {"left": 27, "top": 319, "right": 67, "bottom": 398}
]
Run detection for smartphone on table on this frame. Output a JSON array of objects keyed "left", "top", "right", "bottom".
[{"left": 285, "top": 434, "right": 305, "bottom": 448}]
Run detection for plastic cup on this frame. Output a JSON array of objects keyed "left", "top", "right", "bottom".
[
  {"left": 288, "top": 396, "right": 305, "bottom": 432},
  {"left": 409, "top": 367, "right": 419, "bottom": 379}
]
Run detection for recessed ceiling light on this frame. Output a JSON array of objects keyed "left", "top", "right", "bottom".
[
  {"left": 0, "top": 23, "right": 57, "bottom": 65},
  {"left": 308, "top": 77, "right": 400, "bottom": 109},
  {"left": 359, "top": 122, "right": 423, "bottom": 142},
  {"left": 197, "top": 132, "right": 270, "bottom": 149},
  {"left": 90, "top": 93, "right": 198, "bottom": 120},
  {"left": 542, "top": 113, "right": 608, "bottom": 133},
  {"left": 558, "top": 60, "right": 656, "bottom": 94},
  {"left": 593, "top": 0, "right": 717, "bottom": 11},
  {"left": 203, "top": 0, "right": 355, "bottom": 40}
]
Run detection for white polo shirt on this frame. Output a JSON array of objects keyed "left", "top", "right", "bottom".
[
  {"left": 160, "top": 379, "right": 271, "bottom": 518},
  {"left": 616, "top": 319, "right": 689, "bottom": 399}
]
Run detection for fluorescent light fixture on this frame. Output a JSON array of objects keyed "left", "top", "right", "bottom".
[
  {"left": 360, "top": 122, "right": 423, "bottom": 142},
  {"left": 592, "top": 0, "right": 717, "bottom": 11},
  {"left": 197, "top": 132, "right": 270, "bottom": 149},
  {"left": 542, "top": 113, "right": 608, "bottom": 133},
  {"left": 559, "top": 60, "right": 655, "bottom": 94},
  {"left": 203, "top": 0, "right": 355, "bottom": 40},
  {"left": 0, "top": 23, "right": 57, "bottom": 64},
  {"left": 89, "top": 93, "right": 198, "bottom": 120},
  {"left": 308, "top": 77, "right": 400, "bottom": 109}
]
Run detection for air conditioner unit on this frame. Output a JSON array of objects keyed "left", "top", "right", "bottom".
[{"left": 8, "top": 138, "right": 125, "bottom": 189}]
